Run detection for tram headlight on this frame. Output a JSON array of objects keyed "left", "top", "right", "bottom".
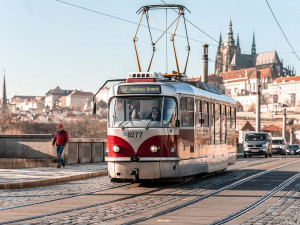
[
  {"left": 112, "top": 145, "right": 120, "bottom": 153},
  {"left": 150, "top": 145, "right": 158, "bottom": 153}
]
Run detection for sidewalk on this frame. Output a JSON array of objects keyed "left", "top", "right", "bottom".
[{"left": 0, "top": 162, "right": 108, "bottom": 189}]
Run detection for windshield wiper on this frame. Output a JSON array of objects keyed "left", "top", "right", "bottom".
[{"left": 146, "top": 119, "right": 152, "bottom": 130}]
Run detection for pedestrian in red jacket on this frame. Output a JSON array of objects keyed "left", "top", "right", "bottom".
[{"left": 52, "top": 124, "right": 69, "bottom": 168}]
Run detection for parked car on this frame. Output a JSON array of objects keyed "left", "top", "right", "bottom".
[
  {"left": 272, "top": 137, "right": 287, "bottom": 155},
  {"left": 243, "top": 132, "right": 272, "bottom": 158},
  {"left": 286, "top": 144, "right": 300, "bottom": 155}
]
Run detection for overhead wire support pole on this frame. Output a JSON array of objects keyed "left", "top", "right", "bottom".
[
  {"left": 182, "top": 12, "right": 190, "bottom": 75},
  {"left": 171, "top": 8, "right": 182, "bottom": 74},
  {"left": 145, "top": 14, "right": 156, "bottom": 72},
  {"left": 133, "top": 11, "right": 145, "bottom": 72}
]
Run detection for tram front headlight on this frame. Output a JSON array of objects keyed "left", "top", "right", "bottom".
[
  {"left": 112, "top": 145, "right": 120, "bottom": 153},
  {"left": 150, "top": 145, "right": 158, "bottom": 153}
]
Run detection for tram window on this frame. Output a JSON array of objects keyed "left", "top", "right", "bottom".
[
  {"left": 215, "top": 104, "right": 221, "bottom": 144},
  {"left": 181, "top": 97, "right": 194, "bottom": 127},
  {"left": 195, "top": 100, "right": 202, "bottom": 128},
  {"left": 227, "top": 106, "right": 232, "bottom": 128},
  {"left": 221, "top": 105, "right": 226, "bottom": 144},
  {"left": 202, "top": 101, "right": 209, "bottom": 127},
  {"left": 209, "top": 102, "right": 215, "bottom": 144},
  {"left": 162, "top": 97, "right": 177, "bottom": 127},
  {"left": 233, "top": 107, "right": 236, "bottom": 128}
]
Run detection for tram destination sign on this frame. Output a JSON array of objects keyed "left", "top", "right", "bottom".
[{"left": 118, "top": 85, "right": 161, "bottom": 94}]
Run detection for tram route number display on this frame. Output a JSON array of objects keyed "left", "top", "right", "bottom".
[
  {"left": 123, "top": 131, "right": 143, "bottom": 138},
  {"left": 118, "top": 85, "right": 161, "bottom": 94}
]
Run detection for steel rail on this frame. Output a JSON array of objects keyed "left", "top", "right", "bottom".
[
  {"left": 0, "top": 183, "right": 132, "bottom": 212},
  {"left": 211, "top": 172, "right": 300, "bottom": 225},
  {"left": 121, "top": 159, "right": 300, "bottom": 225}
]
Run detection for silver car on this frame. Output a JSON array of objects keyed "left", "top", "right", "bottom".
[{"left": 243, "top": 132, "right": 272, "bottom": 158}]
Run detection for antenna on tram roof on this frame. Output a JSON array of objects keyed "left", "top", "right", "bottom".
[{"left": 133, "top": 4, "right": 191, "bottom": 79}]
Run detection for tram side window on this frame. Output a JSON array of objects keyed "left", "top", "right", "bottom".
[
  {"left": 227, "top": 106, "right": 231, "bottom": 128},
  {"left": 195, "top": 99, "right": 202, "bottom": 128},
  {"left": 215, "top": 104, "right": 221, "bottom": 144},
  {"left": 202, "top": 101, "right": 209, "bottom": 127},
  {"left": 181, "top": 97, "right": 194, "bottom": 127},
  {"left": 233, "top": 107, "right": 236, "bottom": 128},
  {"left": 221, "top": 105, "right": 226, "bottom": 144},
  {"left": 209, "top": 102, "right": 215, "bottom": 144}
]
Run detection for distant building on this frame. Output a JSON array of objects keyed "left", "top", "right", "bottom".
[
  {"left": 214, "top": 20, "right": 295, "bottom": 77},
  {"left": 9, "top": 96, "right": 44, "bottom": 114},
  {"left": 65, "top": 90, "right": 94, "bottom": 108},
  {"left": 264, "top": 76, "right": 300, "bottom": 112},
  {"left": 45, "top": 86, "right": 73, "bottom": 109}
]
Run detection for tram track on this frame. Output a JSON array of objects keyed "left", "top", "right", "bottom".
[
  {"left": 0, "top": 156, "right": 274, "bottom": 212},
  {"left": 0, "top": 157, "right": 297, "bottom": 224},
  {"left": 121, "top": 159, "right": 300, "bottom": 225},
  {"left": 211, "top": 172, "right": 300, "bottom": 225}
]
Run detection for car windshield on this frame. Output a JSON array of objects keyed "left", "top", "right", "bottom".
[
  {"left": 287, "top": 145, "right": 299, "bottom": 149},
  {"left": 245, "top": 133, "right": 268, "bottom": 141},
  {"left": 272, "top": 140, "right": 283, "bottom": 145},
  {"left": 109, "top": 96, "right": 177, "bottom": 128}
]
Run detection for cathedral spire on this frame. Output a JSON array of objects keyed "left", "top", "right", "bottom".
[
  {"left": 225, "top": 19, "right": 235, "bottom": 46},
  {"left": 218, "top": 32, "right": 222, "bottom": 48},
  {"left": 251, "top": 32, "right": 256, "bottom": 55},
  {"left": 2, "top": 70, "right": 7, "bottom": 111},
  {"left": 237, "top": 33, "right": 240, "bottom": 47}
]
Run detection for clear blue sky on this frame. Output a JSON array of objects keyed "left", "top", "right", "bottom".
[{"left": 0, "top": 0, "right": 299, "bottom": 98}]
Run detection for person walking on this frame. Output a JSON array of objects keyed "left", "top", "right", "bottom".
[{"left": 52, "top": 124, "right": 69, "bottom": 168}]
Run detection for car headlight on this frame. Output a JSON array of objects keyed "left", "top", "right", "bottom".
[
  {"left": 243, "top": 142, "right": 248, "bottom": 148},
  {"left": 112, "top": 145, "right": 120, "bottom": 153},
  {"left": 150, "top": 145, "right": 158, "bottom": 153},
  {"left": 296, "top": 149, "right": 300, "bottom": 152},
  {"left": 279, "top": 146, "right": 282, "bottom": 148},
  {"left": 286, "top": 149, "right": 290, "bottom": 152}
]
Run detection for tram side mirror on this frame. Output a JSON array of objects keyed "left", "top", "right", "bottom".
[
  {"left": 93, "top": 102, "right": 97, "bottom": 115},
  {"left": 175, "top": 119, "right": 180, "bottom": 127}
]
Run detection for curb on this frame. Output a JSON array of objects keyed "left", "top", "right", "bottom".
[{"left": 0, "top": 170, "right": 108, "bottom": 190}]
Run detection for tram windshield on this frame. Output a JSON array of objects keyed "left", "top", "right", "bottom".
[{"left": 109, "top": 97, "right": 177, "bottom": 128}]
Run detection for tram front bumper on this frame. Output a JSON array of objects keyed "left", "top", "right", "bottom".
[{"left": 108, "top": 161, "right": 161, "bottom": 179}]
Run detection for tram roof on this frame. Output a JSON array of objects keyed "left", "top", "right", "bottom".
[{"left": 110, "top": 80, "right": 235, "bottom": 105}]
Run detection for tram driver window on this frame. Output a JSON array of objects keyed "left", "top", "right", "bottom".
[{"left": 181, "top": 97, "right": 194, "bottom": 127}]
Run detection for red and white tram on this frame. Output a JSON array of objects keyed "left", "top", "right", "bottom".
[{"left": 105, "top": 72, "right": 236, "bottom": 181}]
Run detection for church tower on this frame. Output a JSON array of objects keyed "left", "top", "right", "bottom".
[
  {"left": 251, "top": 32, "right": 256, "bottom": 55},
  {"left": 215, "top": 19, "right": 241, "bottom": 75},
  {"left": 1, "top": 71, "right": 7, "bottom": 111},
  {"left": 214, "top": 33, "right": 223, "bottom": 75}
]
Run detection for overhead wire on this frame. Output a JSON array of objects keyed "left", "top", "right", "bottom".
[
  {"left": 265, "top": 0, "right": 300, "bottom": 62},
  {"left": 53, "top": 0, "right": 214, "bottom": 46}
]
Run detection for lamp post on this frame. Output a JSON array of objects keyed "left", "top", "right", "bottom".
[
  {"left": 290, "top": 127, "right": 294, "bottom": 144},
  {"left": 256, "top": 71, "right": 261, "bottom": 132},
  {"left": 282, "top": 104, "right": 287, "bottom": 140}
]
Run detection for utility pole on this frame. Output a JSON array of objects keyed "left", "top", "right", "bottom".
[
  {"left": 256, "top": 71, "right": 261, "bottom": 132},
  {"left": 282, "top": 108, "right": 286, "bottom": 140},
  {"left": 290, "top": 127, "right": 294, "bottom": 144}
]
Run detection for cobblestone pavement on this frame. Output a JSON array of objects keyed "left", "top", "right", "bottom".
[
  {"left": 26, "top": 169, "right": 260, "bottom": 224},
  {"left": 0, "top": 175, "right": 113, "bottom": 209},
  {"left": 245, "top": 183, "right": 300, "bottom": 225},
  {"left": 1, "top": 158, "right": 300, "bottom": 225}
]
